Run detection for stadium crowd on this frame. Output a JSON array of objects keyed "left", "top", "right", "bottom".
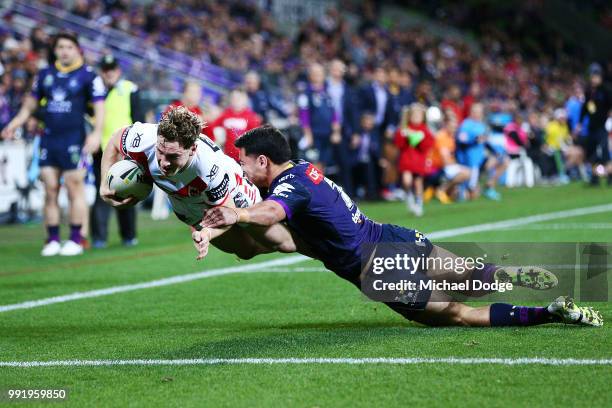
[{"left": 1, "top": 0, "right": 611, "bottom": 223}]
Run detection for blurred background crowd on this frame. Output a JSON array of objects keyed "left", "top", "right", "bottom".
[{"left": 1, "top": 0, "right": 610, "bottom": 227}]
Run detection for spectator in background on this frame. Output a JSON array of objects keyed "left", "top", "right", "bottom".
[
  {"left": 462, "top": 82, "right": 481, "bottom": 120},
  {"left": 426, "top": 109, "right": 470, "bottom": 203},
  {"left": 358, "top": 66, "right": 389, "bottom": 136},
  {"left": 578, "top": 63, "right": 612, "bottom": 185},
  {"left": 209, "top": 88, "right": 261, "bottom": 162},
  {"left": 244, "top": 70, "right": 286, "bottom": 124},
  {"left": 357, "top": 66, "right": 389, "bottom": 197},
  {"left": 394, "top": 103, "right": 435, "bottom": 217},
  {"left": 545, "top": 108, "right": 572, "bottom": 184},
  {"left": 1, "top": 32, "right": 105, "bottom": 256},
  {"left": 456, "top": 103, "right": 488, "bottom": 199},
  {"left": 90, "top": 54, "right": 142, "bottom": 249},
  {"left": 379, "top": 68, "right": 413, "bottom": 200},
  {"left": 297, "top": 63, "right": 340, "bottom": 173},
  {"left": 327, "top": 58, "right": 357, "bottom": 196},
  {"left": 351, "top": 111, "right": 379, "bottom": 200},
  {"left": 441, "top": 84, "right": 464, "bottom": 124}
]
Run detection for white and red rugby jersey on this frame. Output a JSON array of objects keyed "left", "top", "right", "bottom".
[{"left": 119, "top": 122, "right": 260, "bottom": 226}]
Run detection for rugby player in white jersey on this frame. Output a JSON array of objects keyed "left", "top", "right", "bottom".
[{"left": 99, "top": 107, "right": 296, "bottom": 259}]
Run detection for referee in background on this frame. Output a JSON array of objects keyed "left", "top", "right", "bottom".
[{"left": 90, "top": 54, "right": 143, "bottom": 248}]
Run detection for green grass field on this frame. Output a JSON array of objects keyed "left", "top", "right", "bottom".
[{"left": 0, "top": 183, "right": 611, "bottom": 407}]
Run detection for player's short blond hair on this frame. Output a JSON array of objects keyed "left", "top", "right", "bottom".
[{"left": 158, "top": 106, "right": 203, "bottom": 148}]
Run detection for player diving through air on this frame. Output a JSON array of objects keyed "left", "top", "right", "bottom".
[
  {"left": 100, "top": 107, "right": 297, "bottom": 260},
  {"left": 202, "top": 125, "right": 603, "bottom": 328}
]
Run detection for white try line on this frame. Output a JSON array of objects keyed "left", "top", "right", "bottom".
[
  {"left": 1, "top": 357, "right": 611, "bottom": 367},
  {"left": 2, "top": 202, "right": 612, "bottom": 314}
]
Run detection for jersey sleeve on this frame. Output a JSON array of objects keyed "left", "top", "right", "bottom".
[
  {"left": 120, "top": 122, "right": 154, "bottom": 157},
  {"left": 86, "top": 68, "right": 106, "bottom": 103},
  {"left": 266, "top": 178, "right": 311, "bottom": 220},
  {"left": 203, "top": 167, "right": 232, "bottom": 207}
]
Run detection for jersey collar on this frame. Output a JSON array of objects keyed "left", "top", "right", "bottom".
[{"left": 54, "top": 57, "right": 84, "bottom": 74}]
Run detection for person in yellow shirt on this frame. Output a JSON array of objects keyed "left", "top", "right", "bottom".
[
  {"left": 90, "top": 55, "right": 144, "bottom": 248},
  {"left": 545, "top": 108, "right": 571, "bottom": 183}
]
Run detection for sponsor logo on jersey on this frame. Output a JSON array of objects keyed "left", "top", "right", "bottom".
[
  {"left": 43, "top": 74, "right": 54, "bottom": 87},
  {"left": 272, "top": 182, "right": 294, "bottom": 198},
  {"left": 205, "top": 173, "right": 229, "bottom": 202},
  {"left": 233, "top": 192, "right": 249, "bottom": 208},
  {"left": 305, "top": 164, "right": 323, "bottom": 184},
  {"left": 278, "top": 174, "right": 295, "bottom": 182},
  {"left": 131, "top": 133, "right": 142, "bottom": 148},
  {"left": 48, "top": 87, "right": 72, "bottom": 113},
  {"left": 206, "top": 164, "right": 219, "bottom": 181}
]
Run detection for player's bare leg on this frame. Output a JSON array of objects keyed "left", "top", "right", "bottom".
[
  {"left": 210, "top": 225, "right": 271, "bottom": 260},
  {"left": 39, "top": 167, "right": 62, "bottom": 256},
  {"left": 243, "top": 223, "right": 297, "bottom": 253},
  {"left": 393, "top": 292, "right": 602, "bottom": 327},
  {"left": 60, "top": 168, "right": 88, "bottom": 255},
  {"left": 40, "top": 167, "right": 61, "bottom": 227}
]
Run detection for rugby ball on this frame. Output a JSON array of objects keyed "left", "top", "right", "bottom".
[{"left": 107, "top": 160, "right": 153, "bottom": 201}]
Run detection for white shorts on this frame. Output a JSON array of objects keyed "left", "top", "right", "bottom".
[{"left": 443, "top": 164, "right": 463, "bottom": 180}]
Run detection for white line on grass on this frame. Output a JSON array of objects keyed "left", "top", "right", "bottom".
[
  {"left": 426, "top": 203, "right": 612, "bottom": 239},
  {"left": 0, "top": 255, "right": 307, "bottom": 313},
  {"left": 2, "top": 202, "right": 612, "bottom": 313},
  {"left": 1, "top": 357, "right": 611, "bottom": 367},
  {"left": 500, "top": 223, "right": 612, "bottom": 230}
]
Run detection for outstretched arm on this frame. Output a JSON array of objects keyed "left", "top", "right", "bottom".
[{"left": 202, "top": 200, "right": 287, "bottom": 229}]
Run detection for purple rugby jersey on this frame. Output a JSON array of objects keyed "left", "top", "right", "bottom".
[{"left": 266, "top": 161, "right": 383, "bottom": 279}]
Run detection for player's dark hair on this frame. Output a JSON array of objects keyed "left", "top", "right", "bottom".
[
  {"left": 158, "top": 106, "right": 203, "bottom": 148},
  {"left": 52, "top": 31, "right": 80, "bottom": 50},
  {"left": 235, "top": 125, "right": 291, "bottom": 164}
]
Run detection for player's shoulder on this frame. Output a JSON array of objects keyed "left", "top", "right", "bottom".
[
  {"left": 273, "top": 161, "right": 323, "bottom": 188},
  {"left": 193, "top": 136, "right": 238, "bottom": 178},
  {"left": 122, "top": 122, "right": 157, "bottom": 154}
]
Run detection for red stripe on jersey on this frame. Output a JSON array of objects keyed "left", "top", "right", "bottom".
[
  {"left": 119, "top": 126, "right": 130, "bottom": 156},
  {"left": 126, "top": 151, "right": 152, "bottom": 181},
  {"left": 175, "top": 177, "right": 208, "bottom": 197}
]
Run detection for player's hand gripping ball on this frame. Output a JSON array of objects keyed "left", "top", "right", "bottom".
[{"left": 106, "top": 160, "right": 153, "bottom": 202}]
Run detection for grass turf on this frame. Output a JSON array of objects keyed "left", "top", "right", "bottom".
[{"left": 0, "top": 182, "right": 611, "bottom": 407}]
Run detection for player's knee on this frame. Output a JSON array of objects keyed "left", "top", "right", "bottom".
[
  {"left": 44, "top": 186, "right": 59, "bottom": 203},
  {"left": 275, "top": 240, "right": 296, "bottom": 253}
]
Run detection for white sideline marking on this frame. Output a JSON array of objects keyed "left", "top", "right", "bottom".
[
  {"left": 426, "top": 203, "right": 612, "bottom": 239},
  {"left": 501, "top": 223, "right": 612, "bottom": 230},
  {"left": 2, "top": 203, "right": 612, "bottom": 313},
  {"left": 1, "top": 357, "right": 610, "bottom": 367},
  {"left": 0, "top": 255, "right": 307, "bottom": 313}
]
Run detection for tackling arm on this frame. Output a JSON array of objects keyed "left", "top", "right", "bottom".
[{"left": 202, "top": 200, "right": 287, "bottom": 229}]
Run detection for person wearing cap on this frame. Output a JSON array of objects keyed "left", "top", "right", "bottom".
[
  {"left": 90, "top": 54, "right": 143, "bottom": 248},
  {"left": 578, "top": 63, "right": 612, "bottom": 185},
  {"left": 1, "top": 31, "right": 105, "bottom": 256}
]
